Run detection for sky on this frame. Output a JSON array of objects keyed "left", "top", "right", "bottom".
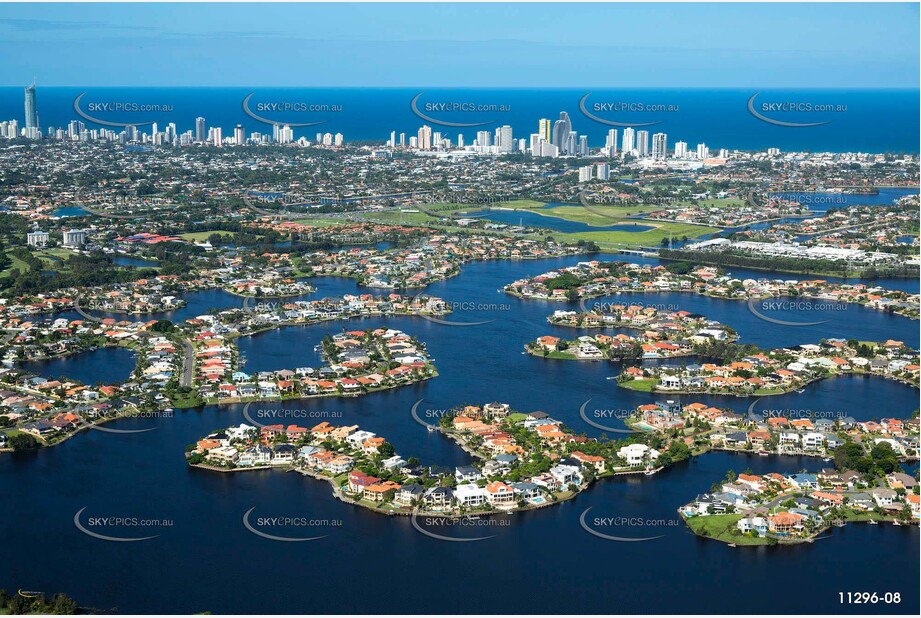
[{"left": 0, "top": 2, "right": 918, "bottom": 88}]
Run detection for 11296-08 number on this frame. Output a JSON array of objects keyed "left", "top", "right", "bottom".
[{"left": 839, "top": 592, "right": 901, "bottom": 604}]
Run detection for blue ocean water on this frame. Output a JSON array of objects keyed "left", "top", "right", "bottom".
[{"left": 1, "top": 87, "right": 918, "bottom": 153}]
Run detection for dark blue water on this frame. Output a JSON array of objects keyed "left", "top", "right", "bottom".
[
  {"left": 770, "top": 188, "right": 919, "bottom": 211},
  {"left": 52, "top": 206, "right": 91, "bottom": 218},
  {"left": 480, "top": 203, "right": 655, "bottom": 233},
  {"left": 2, "top": 252, "right": 918, "bottom": 614},
  {"left": 3, "top": 88, "right": 918, "bottom": 153},
  {"left": 112, "top": 256, "right": 159, "bottom": 268},
  {"left": 0, "top": 413, "right": 916, "bottom": 615},
  {"left": 19, "top": 346, "right": 136, "bottom": 385}
]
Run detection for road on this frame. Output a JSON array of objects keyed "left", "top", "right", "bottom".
[{"left": 181, "top": 339, "right": 194, "bottom": 387}]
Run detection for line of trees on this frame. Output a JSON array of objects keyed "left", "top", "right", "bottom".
[{"left": 0, "top": 590, "right": 78, "bottom": 614}]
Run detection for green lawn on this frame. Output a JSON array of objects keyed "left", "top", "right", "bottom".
[
  {"left": 618, "top": 379, "right": 657, "bottom": 392},
  {"left": 684, "top": 514, "right": 768, "bottom": 545},
  {"left": 753, "top": 387, "right": 788, "bottom": 395},
  {"left": 33, "top": 247, "right": 77, "bottom": 264},
  {"left": 553, "top": 222, "right": 718, "bottom": 248},
  {"left": 288, "top": 218, "right": 348, "bottom": 227},
  {"left": 362, "top": 210, "right": 440, "bottom": 225},
  {"left": 179, "top": 230, "right": 243, "bottom": 242},
  {"left": 1, "top": 249, "right": 31, "bottom": 277}
]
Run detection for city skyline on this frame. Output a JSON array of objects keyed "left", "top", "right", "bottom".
[{"left": 3, "top": 84, "right": 737, "bottom": 163}]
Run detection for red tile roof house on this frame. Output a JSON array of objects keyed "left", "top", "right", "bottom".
[
  {"left": 485, "top": 481, "right": 516, "bottom": 506},
  {"left": 348, "top": 471, "right": 381, "bottom": 495}
]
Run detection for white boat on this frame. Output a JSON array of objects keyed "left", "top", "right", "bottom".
[
  {"left": 868, "top": 519, "right": 878, "bottom": 525},
  {"left": 758, "top": 450, "right": 770, "bottom": 456},
  {"left": 893, "top": 520, "right": 902, "bottom": 526}
]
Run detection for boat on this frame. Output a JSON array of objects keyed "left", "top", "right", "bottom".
[
  {"left": 758, "top": 450, "right": 770, "bottom": 456},
  {"left": 727, "top": 543, "right": 737, "bottom": 548},
  {"left": 893, "top": 520, "right": 902, "bottom": 526},
  {"left": 426, "top": 425, "right": 435, "bottom": 432},
  {"left": 796, "top": 389, "right": 805, "bottom": 394},
  {"left": 644, "top": 469, "right": 657, "bottom": 476},
  {"left": 606, "top": 376, "right": 618, "bottom": 380},
  {"left": 822, "top": 457, "right": 832, "bottom": 462},
  {"left": 868, "top": 519, "right": 878, "bottom": 525}
]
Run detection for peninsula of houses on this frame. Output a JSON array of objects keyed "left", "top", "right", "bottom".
[
  {"left": 616, "top": 339, "right": 919, "bottom": 396},
  {"left": 680, "top": 468, "right": 920, "bottom": 546},
  {"left": 503, "top": 261, "right": 920, "bottom": 320}
]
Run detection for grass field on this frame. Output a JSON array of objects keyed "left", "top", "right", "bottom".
[
  {"left": 179, "top": 230, "right": 243, "bottom": 242},
  {"left": 684, "top": 514, "right": 768, "bottom": 545},
  {"left": 553, "top": 223, "right": 718, "bottom": 248},
  {"left": 619, "top": 379, "right": 657, "bottom": 392},
  {"left": 1, "top": 249, "right": 31, "bottom": 277},
  {"left": 289, "top": 217, "right": 349, "bottom": 227}
]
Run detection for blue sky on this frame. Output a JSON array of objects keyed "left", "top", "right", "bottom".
[{"left": 0, "top": 2, "right": 918, "bottom": 87}]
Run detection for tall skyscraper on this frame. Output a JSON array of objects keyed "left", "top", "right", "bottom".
[
  {"left": 24, "top": 81, "right": 38, "bottom": 129},
  {"left": 538, "top": 118, "right": 551, "bottom": 142},
  {"left": 652, "top": 133, "right": 668, "bottom": 160},
  {"left": 212, "top": 127, "right": 223, "bottom": 147},
  {"left": 389, "top": 131, "right": 396, "bottom": 147},
  {"left": 622, "top": 128, "right": 635, "bottom": 154},
  {"left": 195, "top": 117, "right": 206, "bottom": 142},
  {"left": 476, "top": 130, "right": 491, "bottom": 148},
  {"left": 552, "top": 112, "right": 572, "bottom": 154},
  {"left": 605, "top": 129, "right": 618, "bottom": 157},
  {"left": 674, "top": 141, "right": 688, "bottom": 158},
  {"left": 234, "top": 125, "right": 245, "bottom": 145},
  {"left": 636, "top": 130, "right": 650, "bottom": 157},
  {"left": 417, "top": 125, "right": 432, "bottom": 150},
  {"left": 457, "top": 133, "right": 464, "bottom": 148},
  {"left": 566, "top": 131, "right": 577, "bottom": 156},
  {"left": 496, "top": 125, "right": 513, "bottom": 153},
  {"left": 696, "top": 143, "right": 709, "bottom": 159}
]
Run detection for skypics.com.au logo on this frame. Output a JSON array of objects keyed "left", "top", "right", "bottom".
[
  {"left": 242, "top": 507, "right": 340, "bottom": 542},
  {"left": 411, "top": 511, "right": 511, "bottom": 542},
  {"left": 73, "top": 93, "right": 173, "bottom": 127},
  {"left": 579, "top": 507, "right": 678, "bottom": 542},
  {"left": 579, "top": 92, "right": 677, "bottom": 127},
  {"left": 410, "top": 92, "right": 510, "bottom": 127},
  {"left": 242, "top": 92, "right": 342, "bottom": 127},
  {"left": 73, "top": 507, "right": 172, "bottom": 542},
  {"left": 747, "top": 92, "right": 845, "bottom": 127},
  {"left": 746, "top": 297, "right": 847, "bottom": 326}
]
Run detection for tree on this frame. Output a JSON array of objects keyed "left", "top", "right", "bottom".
[
  {"left": 150, "top": 319, "right": 175, "bottom": 333},
  {"left": 9, "top": 433, "right": 39, "bottom": 451}
]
